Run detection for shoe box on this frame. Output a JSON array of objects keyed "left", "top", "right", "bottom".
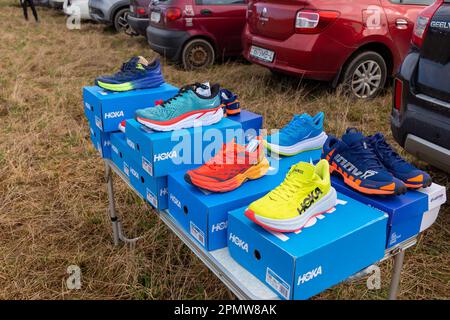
[
  {"left": 89, "top": 125, "right": 112, "bottom": 159},
  {"left": 330, "top": 176, "right": 447, "bottom": 248},
  {"left": 124, "top": 117, "right": 243, "bottom": 178},
  {"left": 227, "top": 110, "right": 263, "bottom": 142},
  {"left": 110, "top": 132, "right": 168, "bottom": 209},
  {"left": 227, "top": 194, "right": 388, "bottom": 300},
  {"left": 167, "top": 150, "right": 322, "bottom": 251},
  {"left": 83, "top": 84, "right": 178, "bottom": 133}
]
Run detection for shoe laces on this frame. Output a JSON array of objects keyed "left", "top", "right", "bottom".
[
  {"left": 205, "top": 143, "right": 240, "bottom": 170},
  {"left": 270, "top": 168, "right": 306, "bottom": 202},
  {"left": 350, "top": 138, "right": 386, "bottom": 171},
  {"left": 371, "top": 135, "right": 406, "bottom": 167},
  {"left": 280, "top": 116, "right": 305, "bottom": 136}
]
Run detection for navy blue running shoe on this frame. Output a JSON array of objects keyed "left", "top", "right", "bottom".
[
  {"left": 220, "top": 89, "right": 240, "bottom": 116},
  {"left": 322, "top": 128, "right": 407, "bottom": 195},
  {"left": 95, "top": 56, "right": 164, "bottom": 91},
  {"left": 368, "top": 133, "right": 432, "bottom": 189}
]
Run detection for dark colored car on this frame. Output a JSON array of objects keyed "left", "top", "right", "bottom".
[
  {"left": 243, "top": 0, "right": 434, "bottom": 99},
  {"left": 391, "top": 0, "right": 450, "bottom": 173},
  {"left": 146, "top": 0, "right": 247, "bottom": 69},
  {"left": 88, "top": 0, "right": 132, "bottom": 32},
  {"left": 128, "top": 0, "right": 150, "bottom": 36}
]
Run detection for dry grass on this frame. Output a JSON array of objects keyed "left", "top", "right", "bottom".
[{"left": 0, "top": 0, "right": 448, "bottom": 300}]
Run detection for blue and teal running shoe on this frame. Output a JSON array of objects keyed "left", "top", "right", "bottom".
[
  {"left": 368, "top": 133, "right": 432, "bottom": 189},
  {"left": 322, "top": 128, "right": 406, "bottom": 196},
  {"left": 265, "top": 112, "right": 327, "bottom": 156},
  {"left": 135, "top": 83, "right": 223, "bottom": 131},
  {"left": 95, "top": 56, "right": 164, "bottom": 92}
]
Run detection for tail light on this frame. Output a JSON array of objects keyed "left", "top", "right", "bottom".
[
  {"left": 166, "top": 7, "right": 182, "bottom": 21},
  {"left": 394, "top": 78, "right": 403, "bottom": 111},
  {"left": 412, "top": 0, "right": 443, "bottom": 47},
  {"left": 295, "top": 10, "right": 339, "bottom": 34},
  {"left": 136, "top": 7, "right": 146, "bottom": 16}
]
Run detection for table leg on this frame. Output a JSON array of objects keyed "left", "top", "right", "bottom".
[
  {"left": 105, "top": 161, "right": 120, "bottom": 246},
  {"left": 388, "top": 250, "right": 405, "bottom": 300}
]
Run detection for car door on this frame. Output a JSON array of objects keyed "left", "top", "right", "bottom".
[
  {"left": 193, "top": 0, "right": 247, "bottom": 56},
  {"left": 381, "top": 0, "right": 436, "bottom": 62}
]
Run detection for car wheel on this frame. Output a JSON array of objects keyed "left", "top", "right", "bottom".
[
  {"left": 181, "top": 39, "right": 215, "bottom": 70},
  {"left": 113, "top": 8, "right": 131, "bottom": 33},
  {"left": 341, "top": 51, "right": 387, "bottom": 99}
]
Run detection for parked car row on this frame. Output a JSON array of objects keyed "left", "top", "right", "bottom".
[{"left": 44, "top": 0, "right": 450, "bottom": 172}]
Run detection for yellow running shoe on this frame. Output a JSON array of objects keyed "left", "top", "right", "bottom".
[{"left": 245, "top": 160, "right": 337, "bottom": 233}]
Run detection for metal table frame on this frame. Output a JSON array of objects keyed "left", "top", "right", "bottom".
[{"left": 103, "top": 159, "right": 413, "bottom": 300}]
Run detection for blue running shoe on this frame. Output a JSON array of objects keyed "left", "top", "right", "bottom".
[
  {"left": 95, "top": 56, "right": 164, "bottom": 92},
  {"left": 220, "top": 89, "right": 240, "bottom": 116},
  {"left": 368, "top": 133, "right": 432, "bottom": 189},
  {"left": 322, "top": 128, "right": 407, "bottom": 196},
  {"left": 265, "top": 112, "right": 327, "bottom": 156},
  {"left": 135, "top": 82, "right": 223, "bottom": 131}
]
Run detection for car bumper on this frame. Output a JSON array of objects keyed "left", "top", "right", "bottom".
[
  {"left": 242, "top": 25, "right": 351, "bottom": 81},
  {"left": 146, "top": 25, "right": 190, "bottom": 61},
  {"left": 128, "top": 15, "right": 148, "bottom": 36},
  {"left": 404, "top": 134, "right": 450, "bottom": 173},
  {"left": 88, "top": 0, "right": 110, "bottom": 24}
]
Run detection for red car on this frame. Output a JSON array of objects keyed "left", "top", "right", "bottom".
[
  {"left": 243, "top": 0, "right": 435, "bottom": 98},
  {"left": 147, "top": 0, "right": 247, "bottom": 69}
]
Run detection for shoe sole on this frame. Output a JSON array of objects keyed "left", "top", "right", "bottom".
[
  {"left": 264, "top": 132, "right": 328, "bottom": 156},
  {"left": 185, "top": 157, "right": 270, "bottom": 193},
  {"left": 96, "top": 77, "right": 164, "bottom": 92},
  {"left": 245, "top": 188, "right": 337, "bottom": 233},
  {"left": 137, "top": 106, "right": 224, "bottom": 132},
  {"left": 330, "top": 164, "right": 407, "bottom": 195}
]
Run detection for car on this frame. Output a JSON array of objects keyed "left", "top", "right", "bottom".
[
  {"left": 243, "top": 0, "right": 435, "bottom": 99},
  {"left": 127, "top": 0, "right": 150, "bottom": 36},
  {"left": 391, "top": 0, "right": 450, "bottom": 173},
  {"left": 88, "top": 0, "right": 132, "bottom": 32},
  {"left": 146, "top": 0, "right": 247, "bottom": 69},
  {"left": 49, "top": 0, "right": 65, "bottom": 9},
  {"left": 63, "top": 0, "right": 91, "bottom": 20}
]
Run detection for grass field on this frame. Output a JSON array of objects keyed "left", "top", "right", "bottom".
[{"left": 0, "top": 1, "right": 448, "bottom": 300}]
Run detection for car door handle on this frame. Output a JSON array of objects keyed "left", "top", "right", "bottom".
[
  {"left": 396, "top": 19, "right": 408, "bottom": 29},
  {"left": 200, "top": 9, "right": 212, "bottom": 15}
]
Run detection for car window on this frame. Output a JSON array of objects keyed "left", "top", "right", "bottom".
[
  {"left": 195, "top": 0, "right": 246, "bottom": 5},
  {"left": 389, "top": 0, "right": 435, "bottom": 5}
]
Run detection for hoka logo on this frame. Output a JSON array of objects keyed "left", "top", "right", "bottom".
[
  {"left": 170, "top": 193, "right": 181, "bottom": 209},
  {"left": 229, "top": 233, "right": 248, "bottom": 252},
  {"left": 297, "top": 266, "right": 322, "bottom": 285},
  {"left": 104, "top": 111, "right": 124, "bottom": 119},
  {"left": 130, "top": 168, "right": 139, "bottom": 179},
  {"left": 298, "top": 187, "right": 322, "bottom": 214},
  {"left": 211, "top": 221, "right": 227, "bottom": 233},
  {"left": 126, "top": 138, "right": 135, "bottom": 150},
  {"left": 334, "top": 154, "right": 378, "bottom": 179},
  {"left": 160, "top": 188, "right": 168, "bottom": 197},
  {"left": 154, "top": 150, "right": 177, "bottom": 162},
  {"left": 111, "top": 144, "right": 119, "bottom": 154}
]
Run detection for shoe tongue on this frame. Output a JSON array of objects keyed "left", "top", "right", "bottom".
[
  {"left": 342, "top": 128, "right": 366, "bottom": 147},
  {"left": 290, "top": 162, "right": 315, "bottom": 181},
  {"left": 195, "top": 82, "right": 211, "bottom": 97},
  {"left": 136, "top": 56, "right": 149, "bottom": 66}
]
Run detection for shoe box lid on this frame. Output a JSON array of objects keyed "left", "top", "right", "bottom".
[
  {"left": 227, "top": 194, "right": 387, "bottom": 300},
  {"left": 82, "top": 84, "right": 178, "bottom": 133},
  {"left": 167, "top": 150, "right": 322, "bottom": 251},
  {"left": 330, "top": 176, "right": 445, "bottom": 248},
  {"left": 124, "top": 117, "right": 242, "bottom": 178}
]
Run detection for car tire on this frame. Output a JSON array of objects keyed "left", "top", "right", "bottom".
[
  {"left": 181, "top": 39, "right": 215, "bottom": 70},
  {"left": 341, "top": 51, "right": 387, "bottom": 99},
  {"left": 113, "top": 8, "right": 131, "bottom": 33}
]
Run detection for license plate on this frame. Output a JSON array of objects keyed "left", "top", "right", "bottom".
[
  {"left": 250, "top": 45, "right": 274, "bottom": 63},
  {"left": 150, "top": 11, "right": 161, "bottom": 23}
]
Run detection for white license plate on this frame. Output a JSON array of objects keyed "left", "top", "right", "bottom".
[
  {"left": 250, "top": 45, "right": 274, "bottom": 63},
  {"left": 150, "top": 11, "right": 161, "bottom": 23}
]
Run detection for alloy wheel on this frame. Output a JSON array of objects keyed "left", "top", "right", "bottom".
[{"left": 351, "top": 60, "right": 382, "bottom": 99}]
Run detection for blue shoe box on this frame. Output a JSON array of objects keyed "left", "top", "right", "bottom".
[
  {"left": 110, "top": 132, "right": 169, "bottom": 209},
  {"left": 330, "top": 176, "right": 445, "bottom": 248},
  {"left": 228, "top": 194, "right": 388, "bottom": 300},
  {"left": 83, "top": 84, "right": 178, "bottom": 133},
  {"left": 125, "top": 118, "right": 242, "bottom": 178},
  {"left": 227, "top": 110, "right": 263, "bottom": 142},
  {"left": 89, "top": 125, "right": 112, "bottom": 159},
  {"left": 167, "top": 150, "right": 322, "bottom": 251}
]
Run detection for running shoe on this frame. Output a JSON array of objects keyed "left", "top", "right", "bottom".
[
  {"left": 322, "top": 128, "right": 407, "bottom": 195},
  {"left": 95, "top": 56, "right": 164, "bottom": 92},
  {"left": 368, "top": 133, "right": 432, "bottom": 189},
  {"left": 184, "top": 137, "right": 269, "bottom": 193},
  {"left": 220, "top": 89, "right": 240, "bottom": 116},
  {"left": 245, "top": 160, "right": 337, "bottom": 233},
  {"left": 135, "top": 83, "right": 223, "bottom": 131},
  {"left": 264, "top": 112, "right": 328, "bottom": 156}
]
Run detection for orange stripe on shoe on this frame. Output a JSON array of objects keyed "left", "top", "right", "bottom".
[
  {"left": 380, "top": 183, "right": 396, "bottom": 191},
  {"left": 407, "top": 174, "right": 423, "bottom": 183}
]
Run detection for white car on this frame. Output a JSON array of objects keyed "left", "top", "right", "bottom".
[{"left": 63, "top": 0, "right": 91, "bottom": 20}]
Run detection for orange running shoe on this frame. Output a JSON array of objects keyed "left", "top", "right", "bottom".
[{"left": 184, "top": 137, "right": 269, "bottom": 192}]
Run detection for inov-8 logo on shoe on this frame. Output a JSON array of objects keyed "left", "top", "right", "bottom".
[
  {"left": 298, "top": 187, "right": 322, "bottom": 214},
  {"left": 334, "top": 154, "right": 377, "bottom": 179}
]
